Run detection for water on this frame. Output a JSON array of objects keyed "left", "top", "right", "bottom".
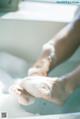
[
  {"left": 20, "top": 57, "right": 80, "bottom": 115},
  {"left": 0, "top": 94, "right": 36, "bottom": 118},
  {"left": 0, "top": 52, "right": 36, "bottom": 118},
  {"left": 0, "top": 51, "right": 80, "bottom": 118}
]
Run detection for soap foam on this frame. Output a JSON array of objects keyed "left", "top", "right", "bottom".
[
  {"left": 42, "top": 40, "right": 56, "bottom": 62},
  {"left": 9, "top": 79, "right": 35, "bottom": 106}
]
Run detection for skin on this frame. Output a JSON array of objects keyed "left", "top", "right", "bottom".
[
  {"left": 10, "top": 14, "right": 80, "bottom": 105},
  {"left": 26, "top": 15, "right": 80, "bottom": 104},
  {"left": 29, "top": 18, "right": 80, "bottom": 75}
]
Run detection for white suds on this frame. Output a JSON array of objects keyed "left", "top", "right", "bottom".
[
  {"left": 42, "top": 41, "right": 56, "bottom": 61},
  {"left": 9, "top": 79, "right": 35, "bottom": 105},
  {"left": 0, "top": 81, "right": 5, "bottom": 93},
  {"left": 28, "top": 67, "right": 40, "bottom": 76}
]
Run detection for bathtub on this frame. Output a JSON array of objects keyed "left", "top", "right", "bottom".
[{"left": 0, "top": 2, "right": 80, "bottom": 119}]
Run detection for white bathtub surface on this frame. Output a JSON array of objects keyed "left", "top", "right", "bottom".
[
  {"left": 9, "top": 112, "right": 80, "bottom": 119},
  {"left": 0, "top": 10, "right": 80, "bottom": 119},
  {"left": 0, "top": 1, "right": 78, "bottom": 22}
]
